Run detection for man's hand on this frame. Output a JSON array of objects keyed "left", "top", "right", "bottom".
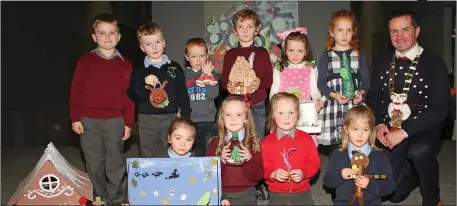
[
  {"left": 375, "top": 124, "right": 390, "bottom": 147},
  {"left": 355, "top": 176, "right": 369, "bottom": 189},
  {"left": 386, "top": 129, "right": 407, "bottom": 149},
  {"left": 290, "top": 169, "right": 304, "bottom": 183},
  {"left": 145, "top": 74, "right": 159, "bottom": 86},
  {"left": 72, "top": 121, "right": 84, "bottom": 134},
  {"left": 121, "top": 126, "right": 131, "bottom": 141},
  {"left": 201, "top": 60, "right": 214, "bottom": 75}
]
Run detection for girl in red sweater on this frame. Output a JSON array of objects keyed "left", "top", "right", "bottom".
[
  {"left": 207, "top": 95, "right": 263, "bottom": 205},
  {"left": 262, "top": 92, "right": 321, "bottom": 205}
]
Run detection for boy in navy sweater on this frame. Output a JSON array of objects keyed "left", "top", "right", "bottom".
[
  {"left": 323, "top": 104, "right": 395, "bottom": 205},
  {"left": 127, "top": 22, "right": 191, "bottom": 158},
  {"left": 69, "top": 14, "right": 134, "bottom": 204}
]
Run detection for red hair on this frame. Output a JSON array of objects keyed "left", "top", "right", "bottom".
[{"left": 326, "top": 10, "right": 360, "bottom": 56}]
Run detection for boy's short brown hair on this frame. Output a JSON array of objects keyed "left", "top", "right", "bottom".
[
  {"left": 92, "top": 13, "right": 119, "bottom": 33},
  {"left": 137, "top": 22, "right": 164, "bottom": 40},
  {"left": 232, "top": 9, "right": 260, "bottom": 28},
  {"left": 184, "top": 38, "right": 208, "bottom": 55}
]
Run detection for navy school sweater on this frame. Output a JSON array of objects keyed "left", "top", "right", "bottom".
[
  {"left": 323, "top": 150, "right": 396, "bottom": 205},
  {"left": 127, "top": 60, "right": 192, "bottom": 117}
]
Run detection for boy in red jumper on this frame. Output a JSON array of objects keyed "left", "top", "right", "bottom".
[
  {"left": 207, "top": 95, "right": 263, "bottom": 205},
  {"left": 262, "top": 92, "right": 320, "bottom": 205},
  {"left": 69, "top": 14, "right": 134, "bottom": 204},
  {"left": 222, "top": 9, "right": 273, "bottom": 141}
]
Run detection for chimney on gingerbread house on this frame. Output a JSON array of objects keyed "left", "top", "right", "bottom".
[{"left": 7, "top": 142, "right": 93, "bottom": 205}]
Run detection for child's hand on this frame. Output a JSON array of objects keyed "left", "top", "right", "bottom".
[
  {"left": 290, "top": 169, "right": 303, "bottom": 183},
  {"left": 315, "top": 100, "right": 324, "bottom": 112},
  {"left": 251, "top": 77, "right": 260, "bottom": 92},
  {"left": 355, "top": 175, "right": 369, "bottom": 189},
  {"left": 221, "top": 199, "right": 230, "bottom": 206},
  {"left": 220, "top": 141, "right": 231, "bottom": 164},
  {"left": 353, "top": 91, "right": 363, "bottom": 104},
  {"left": 227, "top": 81, "right": 234, "bottom": 94},
  {"left": 121, "top": 126, "right": 131, "bottom": 141},
  {"left": 332, "top": 92, "right": 349, "bottom": 104},
  {"left": 271, "top": 168, "right": 289, "bottom": 182},
  {"left": 145, "top": 74, "right": 159, "bottom": 86},
  {"left": 72, "top": 121, "right": 84, "bottom": 134},
  {"left": 239, "top": 144, "right": 252, "bottom": 162},
  {"left": 201, "top": 60, "right": 214, "bottom": 75},
  {"left": 341, "top": 168, "right": 357, "bottom": 180}
]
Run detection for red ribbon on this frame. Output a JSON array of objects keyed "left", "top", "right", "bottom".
[{"left": 243, "top": 93, "right": 253, "bottom": 108}]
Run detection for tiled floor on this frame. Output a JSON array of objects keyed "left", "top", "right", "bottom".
[{"left": 2, "top": 140, "right": 455, "bottom": 205}]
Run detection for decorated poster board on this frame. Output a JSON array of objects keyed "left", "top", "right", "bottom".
[
  {"left": 204, "top": 1, "right": 299, "bottom": 73},
  {"left": 127, "top": 157, "right": 222, "bottom": 205}
]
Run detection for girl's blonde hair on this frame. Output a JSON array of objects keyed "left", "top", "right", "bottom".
[
  {"left": 267, "top": 92, "right": 300, "bottom": 131},
  {"left": 215, "top": 95, "right": 260, "bottom": 156},
  {"left": 339, "top": 104, "right": 380, "bottom": 152},
  {"left": 326, "top": 10, "right": 360, "bottom": 56}
]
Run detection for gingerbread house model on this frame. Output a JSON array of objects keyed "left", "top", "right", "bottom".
[{"left": 7, "top": 142, "right": 93, "bottom": 205}]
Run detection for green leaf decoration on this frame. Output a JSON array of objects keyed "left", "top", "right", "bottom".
[
  {"left": 131, "top": 178, "right": 138, "bottom": 188},
  {"left": 132, "top": 160, "right": 139, "bottom": 169}
]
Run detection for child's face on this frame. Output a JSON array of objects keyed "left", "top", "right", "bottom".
[
  {"left": 185, "top": 46, "right": 208, "bottom": 69},
  {"left": 168, "top": 127, "right": 195, "bottom": 155},
  {"left": 222, "top": 101, "right": 247, "bottom": 133},
  {"left": 233, "top": 18, "right": 259, "bottom": 44},
  {"left": 92, "top": 22, "right": 120, "bottom": 51},
  {"left": 345, "top": 119, "right": 370, "bottom": 150},
  {"left": 330, "top": 18, "right": 354, "bottom": 48},
  {"left": 286, "top": 39, "right": 307, "bottom": 64},
  {"left": 272, "top": 99, "right": 298, "bottom": 132},
  {"left": 139, "top": 32, "right": 165, "bottom": 62}
]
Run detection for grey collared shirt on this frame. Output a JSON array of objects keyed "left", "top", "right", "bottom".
[
  {"left": 91, "top": 47, "right": 124, "bottom": 61},
  {"left": 277, "top": 128, "right": 296, "bottom": 140}
]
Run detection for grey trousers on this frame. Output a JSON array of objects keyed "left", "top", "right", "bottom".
[
  {"left": 223, "top": 186, "right": 258, "bottom": 205},
  {"left": 138, "top": 113, "right": 177, "bottom": 157},
  {"left": 80, "top": 117, "right": 126, "bottom": 204},
  {"left": 269, "top": 190, "right": 315, "bottom": 205}
]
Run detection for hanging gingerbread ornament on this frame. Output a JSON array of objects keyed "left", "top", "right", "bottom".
[{"left": 145, "top": 80, "right": 169, "bottom": 108}]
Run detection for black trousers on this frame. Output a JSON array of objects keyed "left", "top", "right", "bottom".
[{"left": 380, "top": 126, "right": 442, "bottom": 206}]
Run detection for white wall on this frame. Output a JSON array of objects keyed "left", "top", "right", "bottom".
[{"left": 150, "top": 1, "right": 350, "bottom": 66}]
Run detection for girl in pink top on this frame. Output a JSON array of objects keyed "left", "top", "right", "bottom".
[{"left": 269, "top": 27, "right": 324, "bottom": 146}]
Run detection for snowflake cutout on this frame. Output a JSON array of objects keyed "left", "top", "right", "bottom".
[
  {"left": 154, "top": 190, "right": 159, "bottom": 196},
  {"left": 180, "top": 194, "right": 187, "bottom": 200}
]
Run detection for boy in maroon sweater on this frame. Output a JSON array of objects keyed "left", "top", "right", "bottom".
[
  {"left": 69, "top": 14, "right": 134, "bottom": 204},
  {"left": 262, "top": 92, "right": 320, "bottom": 205},
  {"left": 222, "top": 9, "right": 273, "bottom": 142}
]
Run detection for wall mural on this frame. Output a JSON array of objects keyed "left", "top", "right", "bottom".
[{"left": 204, "top": 1, "right": 299, "bottom": 73}]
